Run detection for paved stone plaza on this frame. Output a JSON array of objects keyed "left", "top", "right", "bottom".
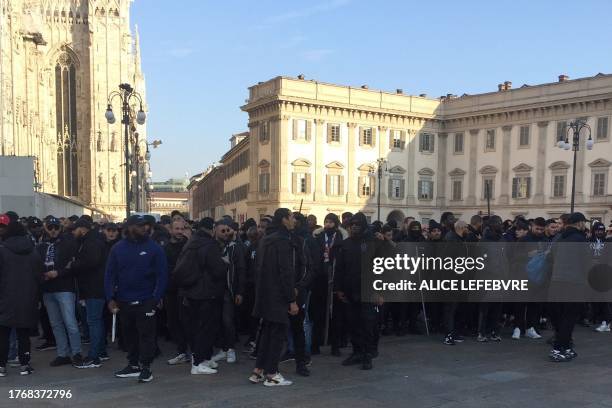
[{"left": 1, "top": 326, "right": 612, "bottom": 407}]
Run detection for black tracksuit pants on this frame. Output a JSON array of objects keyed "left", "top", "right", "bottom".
[
  {"left": 255, "top": 320, "right": 287, "bottom": 375},
  {"left": 289, "top": 307, "right": 306, "bottom": 365},
  {"left": 119, "top": 299, "right": 158, "bottom": 367},
  {"left": 552, "top": 302, "right": 579, "bottom": 350},
  {"left": 165, "top": 291, "right": 188, "bottom": 354},
  {"left": 0, "top": 327, "right": 31, "bottom": 366},
  {"left": 184, "top": 298, "right": 222, "bottom": 366},
  {"left": 347, "top": 302, "right": 379, "bottom": 357}
]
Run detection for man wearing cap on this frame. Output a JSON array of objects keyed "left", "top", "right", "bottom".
[
  {"left": 27, "top": 217, "right": 45, "bottom": 245},
  {"left": 104, "top": 214, "right": 168, "bottom": 382},
  {"left": 70, "top": 217, "right": 108, "bottom": 368},
  {"left": 548, "top": 212, "right": 588, "bottom": 362},
  {"left": 0, "top": 214, "right": 9, "bottom": 241},
  {"left": 37, "top": 216, "right": 82, "bottom": 367}
]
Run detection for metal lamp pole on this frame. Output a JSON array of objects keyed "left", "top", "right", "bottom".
[
  {"left": 370, "top": 158, "right": 387, "bottom": 222},
  {"left": 105, "top": 84, "right": 146, "bottom": 219},
  {"left": 557, "top": 120, "right": 593, "bottom": 213}
]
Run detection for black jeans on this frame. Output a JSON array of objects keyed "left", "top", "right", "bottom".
[
  {"left": 477, "top": 302, "right": 502, "bottom": 335},
  {"left": 118, "top": 299, "right": 157, "bottom": 367},
  {"left": 165, "top": 292, "right": 188, "bottom": 354},
  {"left": 289, "top": 307, "right": 306, "bottom": 365},
  {"left": 0, "top": 327, "right": 31, "bottom": 366},
  {"left": 184, "top": 298, "right": 222, "bottom": 366},
  {"left": 592, "top": 302, "right": 611, "bottom": 324},
  {"left": 513, "top": 302, "right": 543, "bottom": 331},
  {"left": 255, "top": 320, "right": 287, "bottom": 375},
  {"left": 551, "top": 302, "right": 579, "bottom": 350},
  {"left": 347, "top": 302, "right": 379, "bottom": 357},
  {"left": 217, "top": 291, "right": 236, "bottom": 351}
]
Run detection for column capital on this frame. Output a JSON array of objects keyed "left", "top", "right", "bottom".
[
  {"left": 378, "top": 125, "right": 388, "bottom": 131},
  {"left": 502, "top": 125, "right": 513, "bottom": 132},
  {"left": 314, "top": 118, "right": 325, "bottom": 125},
  {"left": 281, "top": 114, "right": 291, "bottom": 121},
  {"left": 438, "top": 132, "right": 448, "bottom": 138},
  {"left": 347, "top": 122, "right": 358, "bottom": 129},
  {"left": 469, "top": 128, "right": 479, "bottom": 135},
  {"left": 247, "top": 121, "right": 259, "bottom": 128},
  {"left": 537, "top": 121, "right": 549, "bottom": 127}
]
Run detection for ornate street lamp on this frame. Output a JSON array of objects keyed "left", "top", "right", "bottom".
[
  {"left": 369, "top": 158, "right": 388, "bottom": 222},
  {"left": 556, "top": 119, "right": 593, "bottom": 213},
  {"left": 105, "top": 84, "right": 146, "bottom": 219}
]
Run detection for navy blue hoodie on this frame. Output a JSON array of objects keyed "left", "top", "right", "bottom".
[{"left": 104, "top": 236, "right": 168, "bottom": 303}]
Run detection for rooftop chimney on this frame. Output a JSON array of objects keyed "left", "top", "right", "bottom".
[
  {"left": 504, "top": 81, "right": 512, "bottom": 90},
  {"left": 396, "top": 88, "right": 403, "bottom": 94},
  {"left": 361, "top": 85, "right": 368, "bottom": 89},
  {"left": 419, "top": 93, "right": 427, "bottom": 98},
  {"left": 558, "top": 74, "right": 569, "bottom": 82},
  {"left": 297, "top": 74, "right": 305, "bottom": 80}
]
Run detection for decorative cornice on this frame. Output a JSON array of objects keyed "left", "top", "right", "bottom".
[
  {"left": 448, "top": 168, "right": 466, "bottom": 177},
  {"left": 258, "top": 159, "right": 270, "bottom": 168},
  {"left": 479, "top": 165, "right": 498, "bottom": 175},
  {"left": 502, "top": 125, "right": 513, "bottom": 131},
  {"left": 548, "top": 161, "right": 571, "bottom": 170},
  {"left": 588, "top": 158, "right": 612, "bottom": 168},
  {"left": 418, "top": 167, "right": 435, "bottom": 176},
  {"left": 388, "top": 165, "right": 406, "bottom": 174},
  {"left": 537, "top": 121, "right": 549, "bottom": 127},
  {"left": 291, "top": 158, "right": 312, "bottom": 167},
  {"left": 512, "top": 163, "right": 534, "bottom": 172},
  {"left": 325, "top": 161, "right": 345, "bottom": 169}
]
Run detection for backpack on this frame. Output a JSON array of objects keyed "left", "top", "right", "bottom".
[
  {"left": 172, "top": 242, "right": 207, "bottom": 289},
  {"left": 526, "top": 246, "right": 552, "bottom": 287}
]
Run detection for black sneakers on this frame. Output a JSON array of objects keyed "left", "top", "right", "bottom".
[
  {"left": 296, "top": 363, "right": 310, "bottom": 377},
  {"left": 49, "top": 356, "right": 72, "bottom": 367},
  {"left": 443, "top": 334, "right": 456, "bottom": 345},
  {"left": 75, "top": 358, "right": 101, "bottom": 369},
  {"left": 20, "top": 365, "right": 34, "bottom": 376},
  {"left": 341, "top": 354, "right": 362, "bottom": 366},
  {"left": 71, "top": 353, "right": 85, "bottom": 367},
  {"left": 361, "top": 355, "right": 373, "bottom": 370},
  {"left": 115, "top": 365, "right": 142, "bottom": 378},
  {"left": 138, "top": 366, "right": 153, "bottom": 383},
  {"left": 35, "top": 342, "right": 56, "bottom": 352}
]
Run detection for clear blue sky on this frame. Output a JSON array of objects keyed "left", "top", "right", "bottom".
[{"left": 131, "top": 0, "right": 612, "bottom": 181}]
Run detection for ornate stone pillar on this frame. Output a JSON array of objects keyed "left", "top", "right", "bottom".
[
  {"left": 406, "top": 129, "right": 416, "bottom": 205},
  {"left": 347, "top": 122, "right": 358, "bottom": 203},
  {"left": 247, "top": 120, "right": 259, "bottom": 202},
  {"left": 533, "top": 121, "right": 548, "bottom": 204},
  {"left": 278, "top": 115, "right": 290, "bottom": 201},
  {"left": 314, "top": 119, "right": 325, "bottom": 199},
  {"left": 378, "top": 125, "right": 388, "bottom": 202},
  {"left": 435, "top": 133, "right": 448, "bottom": 208},
  {"left": 467, "top": 129, "right": 479, "bottom": 205},
  {"left": 499, "top": 125, "right": 512, "bottom": 205}
]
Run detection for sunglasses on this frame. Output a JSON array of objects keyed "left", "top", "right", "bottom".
[
  {"left": 47, "top": 225, "right": 60, "bottom": 231},
  {"left": 218, "top": 228, "right": 230, "bottom": 234}
]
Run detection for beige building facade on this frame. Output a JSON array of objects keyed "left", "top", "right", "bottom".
[
  {"left": 0, "top": 0, "right": 146, "bottom": 218},
  {"left": 234, "top": 74, "right": 612, "bottom": 224}
]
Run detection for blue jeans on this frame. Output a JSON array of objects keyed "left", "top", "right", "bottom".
[
  {"left": 43, "top": 292, "right": 81, "bottom": 357},
  {"left": 85, "top": 299, "right": 106, "bottom": 360}
]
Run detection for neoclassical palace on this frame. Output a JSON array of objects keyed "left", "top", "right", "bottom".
[
  {"left": 0, "top": 0, "right": 146, "bottom": 218},
  {"left": 192, "top": 73, "right": 612, "bottom": 225}
]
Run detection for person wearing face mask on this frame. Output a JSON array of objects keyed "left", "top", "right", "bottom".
[{"left": 104, "top": 215, "right": 167, "bottom": 383}]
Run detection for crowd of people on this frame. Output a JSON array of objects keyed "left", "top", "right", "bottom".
[{"left": 0, "top": 208, "right": 611, "bottom": 385}]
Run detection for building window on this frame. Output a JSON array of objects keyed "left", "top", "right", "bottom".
[
  {"left": 330, "top": 124, "right": 340, "bottom": 143},
  {"left": 452, "top": 180, "right": 462, "bottom": 201},
  {"left": 593, "top": 173, "right": 606, "bottom": 196},
  {"left": 296, "top": 120, "right": 307, "bottom": 140},
  {"left": 258, "top": 173, "right": 270, "bottom": 194},
  {"left": 512, "top": 176, "right": 531, "bottom": 199},
  {"left": 362, "top": 127, "right": 373, "bottom": 146},
  {"left": 392, "top": 130, "right": 404, "bottom": 149},
  {"left": 519, "top": 126, "right": 530, "bottom": 147},
  {"left": 259, "top": 121, "right": 269, "bottom": 143},
  {"left": 552, "top": 175, "right": 565, "bottom": 197},
  {"left": 418, "top": 180, "right": 433, "bottom": 200},
  {"left": 327, "top": 174, "right": 343, "bottom": 196},
  {"left": 556, "top": 121, "right": 567, "bottom": 142},
  {"left": 359, "top": 176, "right": 374, "bottom": 197},
  {"left": 419, "top": 133, "right": 434, "bottom": 153},
  {"left": 483, "top": 178, "right": 494, "bottom": 200},
  {"left": 485, "top": 129, "right": 496, "bottom": 151},
  {"left": 454, "top": 133, "right": 464, "bottom": 154},
  {"left": 597, "top": 117, "right": 609, "bottom": 140},
  {"left": 292, "top": 172, "right": 310, "bottom": 194},
  {"left": 389, "top": 178, "right": 404, "bottom": 199}
]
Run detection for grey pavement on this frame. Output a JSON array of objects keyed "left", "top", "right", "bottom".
[{"left": 2, "top": 325, "right": 612, "bottom": 408}]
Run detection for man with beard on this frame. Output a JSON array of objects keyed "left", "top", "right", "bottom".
[
  {"left": 311, "top": 213, "right": 347, "bottom": 357},
  {"left": 335, "top": 213, "right": 386, "bottom": 370},
  {"left": 105, "top": 215, "right": 167, "bottom": 382},
  {"left": 71, "top": 217, "right": 108, "bottom": 368},
  {"left": 249, "top": 209, "right": 298, "bottom": 386},
  {"left": 165, "top": 220, "right": 191, "bottom": 365}
]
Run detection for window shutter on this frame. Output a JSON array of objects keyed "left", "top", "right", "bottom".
[
  {"left": 430, "top": 134, "right": 435, "bottom": 152},
  {"left": 370, "top": 176, "right": 376, "bottom": 196},
  {"left": 306, "top": 120, "right": 312, "bottom": 141},
  {"left": 389, "top": 130, "right": 394, "bottom": 149},
  {"left": 512, "top": 178, "right": 518, "bottom": 198},
  {"left": 326, "top": 174, "right": 331, "bottom": 195},
  {"left": 371, "top": 128, "right": 377, "bottom": 147},
  {"left": 417, "top": 180, "right": 423, "bottom": 197},
  {"left": 401, "top": 131, "right": 406, "bottom": 149},
  {"left": 306, "top": 173, "right": 311, "bottom": 193},
  {"left": 359, "top": 127, "right": 364, "bottom": 146},
  {"left": 388, "top": 179, "right": 393, "bottom": 198},
  {"left": 400, "top": 179, "right": 405, "bottom": 198},
  {"left": 339, "top": 175, "right": 345, "bottom": 195},
  {"left": 526, "top": 177, "right": 532, "bottom": 198},
  {"left": 358, "top": 176, "right": 363, "bottom": 196},
  {"left": 327, "top": 123, "right": 332, "bottom": 143},
  {"left": 292, "top": 119, "right": 298, "bottom": 140},
  {"left": 292, "top": 172, "right": 297, "bottom": 193}
]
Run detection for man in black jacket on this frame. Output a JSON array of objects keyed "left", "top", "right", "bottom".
[
  {"left": 71, "top": 217, "right": 109, "bottom": 368},
  {"left": 37, "top": 217, "right": 83, "bottom": 367},
  {"left": 249, "top": 208, "right": 298, "bottom": 386},
  {"left": 176, "top": 218, "right": 227, "bottom": 375}
]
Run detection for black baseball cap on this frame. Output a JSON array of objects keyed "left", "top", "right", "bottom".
[
  {"left": 143, "top": 215, "right": 156, "bottom": 226},
  {"left": 45, "top": 217, "right": 61, "bottom": 226},
  {"left": 126, "top": 214, "right": 146, "bottom": 227},
  {"left": 74, "top": 217, "right": 92, "bottom": 229},
  {"left": 568, "top": 212, "right": 587, "bottom": 224},
  {"left": 104, "top": 222, "right": 118, "bottom": 230}
]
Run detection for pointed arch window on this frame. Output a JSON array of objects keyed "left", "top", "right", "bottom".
[{"left": 55, "top": 52, "right": 78, "bottom": 196}]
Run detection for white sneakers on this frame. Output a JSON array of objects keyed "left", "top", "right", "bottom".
[
  {"left": 263, "top": 373, "right": 292, "bottom": 386},
  {"left": 526, "top": 327, "right": 542, "bottom": 339},
  {"left": 211, "top": 349, "right": 236, "bottom": 363},
  {"left": 167, "top": 353, "right": 191, "bottom": 365},
  {"left": 226, "top": 349, "right": 236, "bottom": 363},
  {"left": 595, "top": 321, "right": 611, "bottom": 332},
  {"left": 191, "top": 361, "right": 218, "bottom": 375},
  {"left": 512, "top": 328, "right": 521, "bottom": 340}
]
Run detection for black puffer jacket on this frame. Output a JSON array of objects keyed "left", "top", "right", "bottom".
[
  {"left": 73, "top": 229, "right": 107, "bottom": 299},
  {"left": 0, "top": 235, "right": 44, "bottom": 328},
  {"left": 37, "top": 235, "right": 78, "bottom": 293}
]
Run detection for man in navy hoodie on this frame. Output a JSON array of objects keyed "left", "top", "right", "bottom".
[{"left": 105, "top": 215, "right": 167, "bottom": 383}]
